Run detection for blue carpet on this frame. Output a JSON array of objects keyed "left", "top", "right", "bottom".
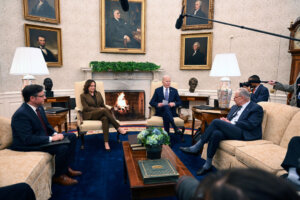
[{"left": 50, "top": 132, "right": 212, "bottom": 200}]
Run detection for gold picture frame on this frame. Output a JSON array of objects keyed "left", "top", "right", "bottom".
[
  {"left": 180, "top": 32, "right": 212, "bottom": 70},
  {"left": 101, "top": 0, "right": 145, "bottom": 54},
  {"left": 23, "top": 0, "right": 60, "bottom": 24},
  {"left": 182, "top": 0, "right": 214, "bottom": 30},
  {"left": 25, "top": 24, "right": 62, "bottom": 67}
]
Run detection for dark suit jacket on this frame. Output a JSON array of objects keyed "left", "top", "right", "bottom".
[
  {"left": 10, "top": 103, "right": 55, "bottom": 151},
  {"left": 41, "top": 48, "right": 57, "bottom": 62},
  {"left": 149, "top": 86, "right": 182, "bottom": 117},
  {"left": 250, "top": 84, "right": 269, "bottom": 103},
  {"left": 227, "top": 101, "right": 263, "bottom": 140},
  {"left": 80, "top": 91, "right": 105, "bottom": 120}
]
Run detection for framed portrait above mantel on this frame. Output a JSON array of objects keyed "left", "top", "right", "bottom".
[
  {"left": 101, "top": 0, "right": 145, "bottom": 54},
  {"left": 25, "top": 24, "right": 62, "bottom": 67},
  {"left": 23, "top": 0, "right": 60, "bottom": 24},
  {"left": 180, "top": 32, "right": 212, "bottom": 70},
  {"left": 181, "top": 0, "right": 214, "bottom": 30}
]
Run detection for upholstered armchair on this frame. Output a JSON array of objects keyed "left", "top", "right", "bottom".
[
  {"left": 146, "top": 81, "right": 185, "bottom": 141},
  {"left": 74, "top": 81, "right": 120, "bottom": 149}
]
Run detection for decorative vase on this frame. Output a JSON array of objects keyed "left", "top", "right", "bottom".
[{"left": 146, "top": 144, "right": 162, "bottom": 159}]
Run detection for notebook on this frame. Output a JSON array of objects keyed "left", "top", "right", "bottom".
[{"left": 45, "top": 107, "right": 69, "bottom": 114}]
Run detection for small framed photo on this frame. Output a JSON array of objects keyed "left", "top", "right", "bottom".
[
  {"left": 180, "top": 32, "right": 212, "bottom": 70},
  {"left": 25, "top": 24, "right": 62, "bottom": 67},
  {"left": 182, "top": 0, "right": 214, "bottom": 30},
  {"left": 23, "top": 0, "right": 60, "bottom": 24},
  {"left": 101, "top": 0, "right": 145, "bottom": 54}
]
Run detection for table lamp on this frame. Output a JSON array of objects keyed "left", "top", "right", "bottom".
[
  {"left": 209, "top": 53, "right": 241, "bottom": 108},
  {"left": 10, "top": 47, "right": 49, "bottom": 88}
]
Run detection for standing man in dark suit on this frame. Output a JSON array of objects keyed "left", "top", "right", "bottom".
[
  {"left": 150, "top": 75, "right": 183, "bottom": 135},
  {"left": 180, "top": 88, "right": 263, "bottom": 175},
  {"left": 246, "top": 75, "right": 269, "bottom": 103},
  {"left": 10, "top": 85, "right": 81, "bottom": 186}
]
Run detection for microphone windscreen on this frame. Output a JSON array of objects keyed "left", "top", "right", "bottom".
[
  {"left": 120, "top": 0, "right": 129, "bottom": 12},
  {"left": 175, "top": 15, "right": 183, "bottom": 29}
]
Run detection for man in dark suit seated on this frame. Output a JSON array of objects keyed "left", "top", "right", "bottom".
[
  {"left": 10, "top": 85, "right": 82, "bottom": 186},
  {"left": 150, "top": 75, "right": 183, "bottom": 135},
  {"left": 180, "top": 88, "right": 263, "bottom": 175},
  {"left": 246, "top": 75, "right": 269, "bottom": 103}
]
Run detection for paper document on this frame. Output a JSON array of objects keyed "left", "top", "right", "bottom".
[{"left": 162, "top": 100, "right": 169, "bottom": 105}]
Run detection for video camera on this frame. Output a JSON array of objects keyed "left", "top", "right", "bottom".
[{"left": 239, "top": 80, "right": 268, "bottom": 88}]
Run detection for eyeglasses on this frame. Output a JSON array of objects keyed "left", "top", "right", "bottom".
[
  {"left": 234, "top": 96, "right": 242, "bottom": 99},
  {"left": 35, "top": 94, "right": 45, "bottom": 98}
]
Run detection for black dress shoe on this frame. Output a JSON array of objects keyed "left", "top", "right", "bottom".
[
  {"left": 105, "top": 148, "right": 111, "bottom": 152},
  {"left": 175, "top": 130, "right": 183, "bottom": 135},
  {"left": 196, "top": 167, "right": 212, "bottom": 176},
  {"left": 179, "top": 147, "right": 200, "bottom": 155}
]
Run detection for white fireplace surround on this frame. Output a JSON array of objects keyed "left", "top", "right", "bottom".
[{"left": 90, "top": 69, "right": 161, "bottom": 119}]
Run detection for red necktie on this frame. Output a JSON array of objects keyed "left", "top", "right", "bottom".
[
  {"left": 252, "top": 88, "right": 256, "bottom": 94},
  {"left": 36, "top": 108, "right": 48, "bottom": 136}
]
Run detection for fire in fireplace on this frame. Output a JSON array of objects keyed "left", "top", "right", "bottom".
[{"left": 105, "top": 90, "right": 145, "bottom": 121}]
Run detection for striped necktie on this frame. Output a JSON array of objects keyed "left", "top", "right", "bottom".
[{"left": 165, "top": 88, "right": 169, "bottom": 101}]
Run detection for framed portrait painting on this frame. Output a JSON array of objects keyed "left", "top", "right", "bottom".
[
  {"left": 180, "top": 32, "right": 212, "bottom": 70},
  {"left": 181, "top": 0, "right": 214, "bottom": 30},
  {"left": 25, "top": 24, "right": 62, "bottom": 67},
  {"left": 101, "top": 0, "right": 145, "bottom": 54},
  {"left": 23, "top": 0, "right": 60, "bottom": 24}
]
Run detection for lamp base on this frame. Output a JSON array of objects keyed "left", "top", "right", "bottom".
[
  {"left": 217, "top": 77, "right": 232, "bottom": 108},
  {"left": 22, "top": 74, "right": 36, "bottom": 88}
]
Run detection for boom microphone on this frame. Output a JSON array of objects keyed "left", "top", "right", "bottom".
[
  {"left": 175, "top": 5, "right": 185, "bottom": 29},
  {"left": 119, "top": 0, "right": 129, "bottom": 12}
]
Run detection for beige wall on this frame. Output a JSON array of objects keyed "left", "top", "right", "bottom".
[{"left": 0, "top": 0, "right": 300, "bottom": 93}]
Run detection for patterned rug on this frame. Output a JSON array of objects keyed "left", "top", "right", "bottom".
[{"left": 70, "top": 125, "right": 193, "bottom": 136}]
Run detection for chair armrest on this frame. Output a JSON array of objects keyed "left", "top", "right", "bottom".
[
  {"left": 178, "top": 106, "right": 182, "bottom": 115},
  {"left": 75, "top": 107, "right": 83, "bottom": 125},
  {"left": 148, "top": 106, "right": 153, "bottom": 119}
]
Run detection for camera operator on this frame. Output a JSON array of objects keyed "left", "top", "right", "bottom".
[
  {"left": 176, "top": 168, "right": 299, "bottom": 200},
  {"left": 268, "top": 72, "right": 300, "bottom": 107},
  {"left": 241, "top": 75, "right": 269, "bottom": 103}
]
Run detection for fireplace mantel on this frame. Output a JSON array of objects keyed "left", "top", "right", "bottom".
[{"left": 81, "top": 67, "right": 163, "bottom": 81}]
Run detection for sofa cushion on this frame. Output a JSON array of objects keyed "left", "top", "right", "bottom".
[
  {"left": 219, "top": 140, "right": 273, "bottom": 156},
  {"left": 280, "top": 111, "right": 300, "bottom": 148},
  {"left": 0, "top": 149, "right": 53, "bottom": 187},
  {"left": 258, "top": 102, "right": 299, "bottom": 144},
  {"left": 235, "top": 143, "right": 286, "bottom": 174},
  {"left": 0, "top": 116, "right": 12, "bottom": 150},
  {"left": 146, "top": 116, "right": 184, "bottom": 126}
]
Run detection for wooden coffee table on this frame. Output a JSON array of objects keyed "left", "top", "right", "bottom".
[{"left": 122, "top": 142, "right": 193, "bottom": 200}]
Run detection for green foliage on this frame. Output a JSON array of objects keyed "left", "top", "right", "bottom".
[
  {"left": 89, "top": 61, "right": 160, "bottom": 72},
  {"left": 137, "top": 127, "right": 170, "bottom": 146}
]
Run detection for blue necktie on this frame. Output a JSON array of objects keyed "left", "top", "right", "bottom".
[{"left": 165, "top": 88, "right": 169, "bottom": 101}]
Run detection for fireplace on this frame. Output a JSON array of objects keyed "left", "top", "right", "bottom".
[{"left": 105, "top": 90, "right": 145, "bottom": 121}]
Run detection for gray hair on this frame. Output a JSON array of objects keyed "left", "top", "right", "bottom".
[{"left": 237, "top": 88, "right": 250, "bottom": 100}]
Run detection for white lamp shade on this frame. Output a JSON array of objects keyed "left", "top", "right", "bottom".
[
  {"left": 209, "top": 53, "right": 241, "bottom": 77},
  {"left": 10, "top": 47, "right": 49, "bottom": 75}
]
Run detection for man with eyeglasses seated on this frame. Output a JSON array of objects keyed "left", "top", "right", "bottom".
[
  {"left": 180, "top": 88, "right": 263, "bottom": 176},
  {"left": 10, "top": 84, "right": 81, "bottom": 186}
]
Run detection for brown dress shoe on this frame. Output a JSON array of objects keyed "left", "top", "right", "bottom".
[
  {"left": 68, "top": 167, "right": 82, "bottom": 177},
  {"left": 53, "top": 174, "right": 78, "bottom": 186}
]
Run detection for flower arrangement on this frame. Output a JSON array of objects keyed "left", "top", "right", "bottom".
[{"left": 137, "top": 127, "right": 170, "bottom": 146}]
